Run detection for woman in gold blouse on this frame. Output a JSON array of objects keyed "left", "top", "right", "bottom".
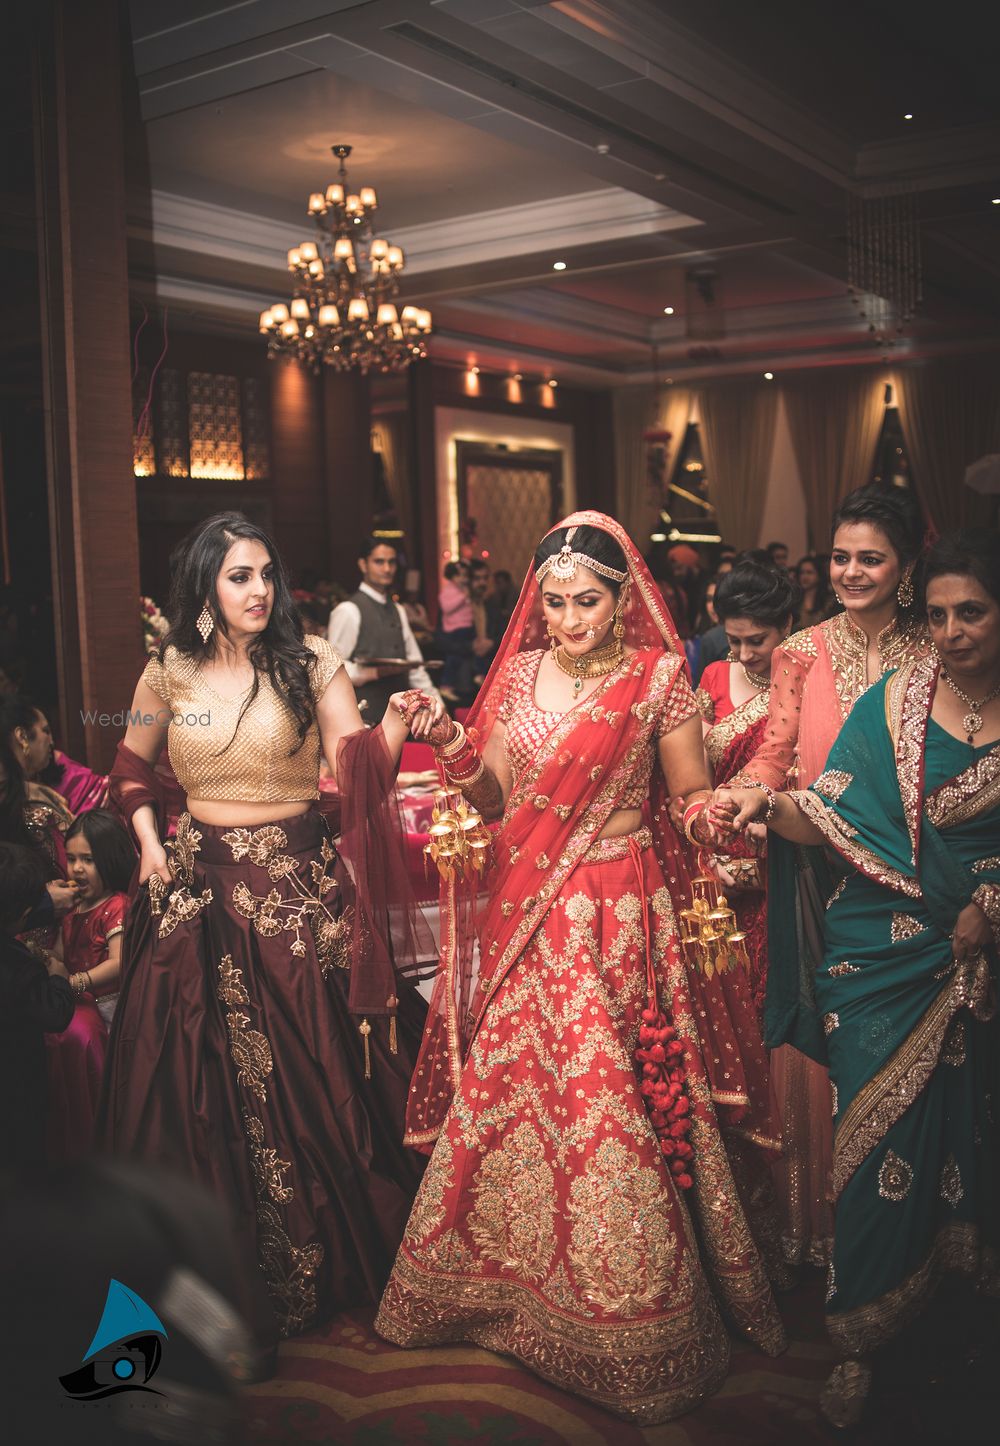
[{"left": 100, "top": 512, "right": 441, "bottom": 1354}]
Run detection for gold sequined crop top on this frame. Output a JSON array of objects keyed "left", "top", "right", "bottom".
[
  {"left": 140, "top": 636, "right": 343, "bottom": 802},
  {"left": 498, "top": 648, "right": 697, "bottom": 807}
]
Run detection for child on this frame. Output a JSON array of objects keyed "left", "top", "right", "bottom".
[
  {"left": 0, "top": 842, "right": 75, "bottom": 1169},
  {"left": 46, "top": 809, "right": 135, "bottom": 1161}
]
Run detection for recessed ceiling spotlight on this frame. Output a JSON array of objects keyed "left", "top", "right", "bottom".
[
  {"left": 993, "top": 198, "right": 1000, "bottom": 205},
  {"left": 552, "top": 260, "right": 567, "bottom": 271},
  {"left": 763, "top": 371, "right": 774, "bottom": 380},
  {"left": 903, "top": 112, "right": 913, "bottom": 121},
  {"left": 663, "top": 306, "right": 674, "bottom": 315},
  {"left": 513, "top": 372, "right": 522, "bottom": 381},
  {"left": 548, "top": 379, "right": 558, "bottom": 387},
  {"left": 470, "top": 366, "right": 480, "bottom": 375}
]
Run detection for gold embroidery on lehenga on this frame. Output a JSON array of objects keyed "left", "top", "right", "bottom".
[
  {"left": 940, "top": 1155, "right": 963, "bottom": 1208},
  {"left": 241, "top": 1109, "right": 323, "bottom": 1336},
  {"left": 891, "top": 912, "right": 924, "bottom": 944},
  {"left": 704, "top": 688, "right": 768, "bottom": 769},
  {"left": 404, "top": 1132, "right": 455, "bottom": 1245},
  {"left": 226, "top": 825, "right": 342, "bottom": 968},
  {"left": 169, "top": 813, "right": 202, "bottom": 883},
  {"left": 467, "top": 1121, "right": 557, "bottom": 1281},
  {"left": 878, "top": 1149, "right": 913, "bottom": 1202},
  {"left": 829, "top": 961, "right": 860, "bottom": 976},
  {"left": 157, "top": 884, "right": 214, "bottom": 937},
  {"left": 566, "top": 1138, "right": 676, "bottom": 1314},
  {"left": 216, "top": 954, "right": 274, "bottom": 1103},
  {"left": 157, "top": 813, "right": 213, "bottom": 936}
]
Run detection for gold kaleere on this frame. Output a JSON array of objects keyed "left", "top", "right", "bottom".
[
  {"left": 679, "top": 860, "right": 749, "bottom": 978},
  {"left": 423, "top": 787, "right": 491, "bottom": 881}
]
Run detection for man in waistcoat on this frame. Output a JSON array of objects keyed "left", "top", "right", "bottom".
[{"left": 327, "top": 536, "right": 439, "bottom": 724}]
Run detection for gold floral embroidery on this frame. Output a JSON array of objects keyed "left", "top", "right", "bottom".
[
  {"left": 537, "top": 853, "right": 551, "bottom": 870},
  {"left": 404, "top": 1131, "right": 455, "bottom": 1245},
  {"left": 878, "top": 1149, "right": 913, "bottom": 1202},
  {"left": 694, "top": 686, "right": 715, "bottom": 723},
  {"left": 217, "top": 954, "right": 273, "bottom": 1103},
  {"left": 825, "top": 613, "right": 926, "bottom": 724},
  {"left": 813, "top": 769, "right": 853, "bottom": 801},
  {"left": 972, "top": 857, "right": 1000, "bottom": 874},
  {"left": 467, "top": 1121, "right": 556, "bottom": 1282},
  {"left": 241, "top": 1109, "right": 323, "bottom": 1336},
  {"left": 940, "top": 1155, "right": 963, "bottom": 1208},
  {"left": 228, "top": 829, "right": 341, "bottom": 965},
  {"left": 544, "top": 1260, "right": 593, "bottom": 1316},
  {"left": 501, "top": 900, "right": 514, "bottom": 917},
  {"left": 169, "top": 813, "right": 203, "bottom": 884},
  {"left": 791, "top": 790, "right": 922, "bottom": 899},
  {"left": 157, "top": 883, "right": 214, "bottom": 937},
  {"left": 891, "top": 912, "right": 924, "bottom": 943},
  {"left": 566, "top": 1138, "right": 676, "bottom": 1315},
  {"left": 783, "top": 623, "right": 820, "bottom": 660},
  {"left": 533, "top": 795, "right": 550, "bottom": 810},
  {"left": 823, "top": 1012, "right": 840, "bottom": 1035},
  {"left": 829, "top": 961, "right": 860, "bottom": 977},
  {"left": 925, "top": 744, "right": 1000, "bottom": 831},
  {"left": 553, "top": 804, "right": 572, "bottom": 821}
]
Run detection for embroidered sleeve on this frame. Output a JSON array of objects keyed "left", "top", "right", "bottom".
[
  {"left": 695, "top": 686, "right": 715, "bottom": 723},
  {"left": 103, "top": 893, "right": 128, "bottom": 941},
  {"left": 495, "top": 653, "right": 530, "bottom": 725},
  {"left": 657, "top": 654, "right": 698, "bottom": 737},
  {"left": 731, "top": 640, "right": 815, "bottom": 790},
  {"left": 305, "top": 635, "right": 344, "bottom": 699},
  {"left": 140, "top": 653, "right": 170, "bottom": 703}
]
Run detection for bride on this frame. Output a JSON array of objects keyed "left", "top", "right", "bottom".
[{"left": 376, "top": 512, "right": 785, "bottom": 1423}]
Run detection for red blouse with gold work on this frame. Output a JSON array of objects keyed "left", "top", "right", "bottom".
[{"left": 497, "top": 648, "right": 697, "bottom": 806}]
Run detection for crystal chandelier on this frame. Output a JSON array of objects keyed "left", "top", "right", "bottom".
[
  {"left": 259, "top": 144, "right": 433, "bottom": 374},
  {"left": 847, "top": 187, "right": 922, "bottom": 351}
]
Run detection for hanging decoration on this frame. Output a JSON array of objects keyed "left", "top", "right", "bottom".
[
  {"left": 847, "top": 187, "right": 922, "bottom": 352},
  {"left": 260, "top": 144, "right": 433, "bottom": 374}
]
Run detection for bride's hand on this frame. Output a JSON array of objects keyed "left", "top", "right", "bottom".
[
  {"left": 389, "top": 690, "right": 452, "bottom": 744},
  {"left": 710, "top": 786, "right": 767, "bottom": 834}
]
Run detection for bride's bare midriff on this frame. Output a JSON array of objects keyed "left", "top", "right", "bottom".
[
  {"left": 185, "top": 798, "right": 313, "bottom": 826},
  {"left": 597, "top": 807, "right": 643, "bottom": 840}
]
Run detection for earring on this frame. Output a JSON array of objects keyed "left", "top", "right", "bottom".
[
  {"left": 546, "top": 622, "right": 557, "bottom": 653},
  {"left": 196, "top": 604, "right": 215, "bottom": 643},
  {"left": 897, "top": 569, "right": 914, "bottom": 608}
]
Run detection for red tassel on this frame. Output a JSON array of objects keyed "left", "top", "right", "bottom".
[{"left": 632, "top": 1001, "right": 695, "bottom": 1191}]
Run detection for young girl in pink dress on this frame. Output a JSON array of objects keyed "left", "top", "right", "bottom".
[{"left": 46, "top": 809, "right": 134, "bottom": 1158}]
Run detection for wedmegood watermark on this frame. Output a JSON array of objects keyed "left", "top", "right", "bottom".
[{"left": 80, "top": 709, "right": 211, "bottom": 728}]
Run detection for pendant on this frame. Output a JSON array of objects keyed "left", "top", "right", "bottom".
[
  {"left": 963, "top": 710, "right": 982, "bottom": 739},
  {"left": 574, "top": 678, "right": 583, "bottom": 692}
]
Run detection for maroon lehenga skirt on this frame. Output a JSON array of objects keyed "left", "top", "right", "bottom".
[{"left": 97, "top": 809, "right": 426, "bottom": 1341}]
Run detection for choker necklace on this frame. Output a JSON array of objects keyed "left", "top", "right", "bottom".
[
  {"left": 940, "top": 669, "right": 1000, "bottom": 743},
  {"left": 554, "top": 637, "right": 624, "bottom": 692},
  {"left": 741, "top": 664, "right": 771, "bottom": 691}
]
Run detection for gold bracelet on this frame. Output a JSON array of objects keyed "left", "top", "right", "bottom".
[
  {"left": 745, "top": 780, "right": 777, "bottom": 823},
  {"left": 69, "top": 973, "right": 87, "bottom": 996},
  {"left": 435, "top": 720, "right": 468, "bottom": 759}
]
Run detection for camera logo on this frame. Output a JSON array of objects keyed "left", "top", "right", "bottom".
[{"left": 59, "top": 1279, "right": 168, "bottom": 1401}]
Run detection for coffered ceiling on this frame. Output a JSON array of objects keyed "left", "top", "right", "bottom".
[{"left": 127, "top": 0, "right": 1000, "bottom": 387}]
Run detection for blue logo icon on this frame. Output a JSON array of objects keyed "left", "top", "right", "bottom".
[{"left": 59, "top": 1280, "right": 168, "bottom": 1401}]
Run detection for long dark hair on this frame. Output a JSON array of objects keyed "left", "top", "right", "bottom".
[
  {"left": 534, "top": 524, "right": 628, "bottom": 598},
  {"left": 0, "top": 693, "right": 40, "bottom": 749},
  {"left": 714, "top": 559, "right": 799, "bottom": 629},
  {"left": 0, "top": 732, "right": 32, "bottom": 847},
  {"left": 924, "top": 529, "right": 1000, "bottom": 609},
  {"left": 162, "top": 512, "right": 317, "bottom": 752},
  {"left": 65, "top": 809, "right": 137, "bottom": 895},
  {"left": 0, "top": 842, "right": 48, "bottom": 929}
]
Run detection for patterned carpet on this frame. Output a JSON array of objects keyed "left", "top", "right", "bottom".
[{"left": 244, "top": 1280, "right": 997, "bottom": 1446}]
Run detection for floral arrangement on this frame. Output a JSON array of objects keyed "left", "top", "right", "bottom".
[{"left": 141, "top": 596, "right": 170, "bottom": 654}]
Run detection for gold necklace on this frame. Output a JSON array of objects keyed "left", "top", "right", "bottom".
[
  {"left": 553, "top": 638, "right": 625, "bottom": 692},
  {"left": 741, "top": 664, "right": 771, "bottom": 691},
  {"left": 940, "top": 669, "right": 1000, "bottom": 743}
]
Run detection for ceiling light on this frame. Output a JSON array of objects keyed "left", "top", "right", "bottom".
[
  {"left": 548, "top": 379, "right": 558, "bottom": 387},
  {"left": 552, "top": 260, "right": 567, "bottom": 271},
  {"left": 763, "top": 371, "right": 774, "bottom": 380},
  {"left": 513, "top": 373, "right": 522, "bottom": 381},
  {"left": 903, "top": 112, "right": 913, "bottom": 120},
  {"left": 662, "top": 306, "right": 674, "bottom": 315},
  {"left": 993, "top": 198, "right": 1000, "bottom": 205},
  {"left": 264, "top": 142, "right": 431, "bottom": 374},
  {"left": 470, "top": 366, "right": 480, "bottom": 375}
]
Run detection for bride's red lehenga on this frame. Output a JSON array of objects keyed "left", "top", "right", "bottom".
[{"left": 375, "top": 513, "right": 786, "bottom": 1423}]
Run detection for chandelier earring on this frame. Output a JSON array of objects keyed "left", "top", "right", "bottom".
[
  {"left": 613, "top": 583, "right": 630, "bottom": 644},
  {"left": 897, "top": 568, "right": 915, "bottom": 609},
  {"left": 196, "top": 604, "right": 215, "bottom": 644},
  {"left": 546, "top": 621, "right": 558, "bottom": 653}
]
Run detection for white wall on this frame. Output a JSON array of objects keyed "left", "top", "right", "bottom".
[
  {"left": 433, "top": 406, "right": 576, "bottom": 567},
  {"left": 755, "top": 389, "right": 808, "bottom": 561}
]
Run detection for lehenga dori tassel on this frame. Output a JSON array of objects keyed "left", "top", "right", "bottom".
[
  {"left": 387, "top": 994, "right": 398, "bottom": 1056},
  {"left": 359, "top": 1017, "right": 372, "bottom": 1079},
  {"left": 628, "top": 838, "right": 695, "bottom": 1190}
]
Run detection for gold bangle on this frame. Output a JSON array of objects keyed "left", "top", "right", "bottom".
[{"left": 436, "top": 721, "right": 468, "bottom": 759}]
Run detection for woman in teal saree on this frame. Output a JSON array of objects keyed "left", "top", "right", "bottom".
[{"left": 714, "top": 530, "right": 1000, "bottom": 1426}]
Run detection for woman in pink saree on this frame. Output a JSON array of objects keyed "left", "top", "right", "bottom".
[{"left": 376, "top": 513, "right": 785, "bottom": 1424}]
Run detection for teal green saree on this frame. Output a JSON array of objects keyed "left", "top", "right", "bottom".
[{"left": 791, "top": 656, "right": 1000, "bottom": 1355}]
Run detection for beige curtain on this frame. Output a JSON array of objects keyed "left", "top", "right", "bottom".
[
  {"left": 697, "top": 380, "right": 778, "bottom": 549},
  {"left": 371, "top": 412, "right": 415, "bottom": 545},
  {"left": 613, "top": 386, "right": 692, "bottom": 544},
  {"left": 782, "top": 369, "right": 886, "bottom": 550},
  {"left": 892, "top": 359, "right": 1000, "bottom": 531}
]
